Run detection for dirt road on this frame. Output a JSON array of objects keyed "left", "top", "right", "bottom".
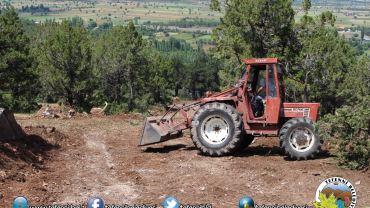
[{"left": 1, "top": 114, "right": 369, "bottom": 207}]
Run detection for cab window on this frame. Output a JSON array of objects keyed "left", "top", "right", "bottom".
[
  {"left": 255, "top": 67, "right": 266, "bottom": 96},
  {"left": 277, "top": 64, "right": 283, "bottom": 74},
  {"left": 241, "top": 70, "right": 247, "bottom": 80},
  {"left": 267, "top": 65, "right": 277, "bottom": 98},
  {"left": 276, "top": 64, "right": 285, "bottom": 101}
]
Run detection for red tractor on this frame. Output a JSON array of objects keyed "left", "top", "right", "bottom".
[{"left": 139, "top": 58, "right": 323, "bottom": 160}]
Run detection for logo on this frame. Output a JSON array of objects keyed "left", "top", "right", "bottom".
[
  {"left": 164, "top": 196, "right": 179, "bottom": 208},
  {"left": 313, "top": 177, "right": 356, "bottom": 208},
  {"left": 239, "top": 197, "right": 254, "bottom": 208},
  {"left": 88, "top": 197, "right": 104, "bottom": 208},
  {"left": 13, "top": 196, "right": 28, "bottom": 208},
  {"left": 255, "top": 59, "right": 267, "bottom": 62}
]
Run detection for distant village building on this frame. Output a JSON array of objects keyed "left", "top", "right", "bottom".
[
  {"left": 93, "top": 27, "right": 99, "bottom": 30},
  {"left": 337, "top": 26, "right": 345, "bottom": 31},
  {"left": 348, "top": 12, "right": 353, "bottom": 16},
  {"left": 363, "top": 35, "right": 370, "bottom": 41}
]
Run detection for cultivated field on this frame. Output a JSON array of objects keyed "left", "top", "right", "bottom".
[
  {"left": 4, "top": 0, "right": 370, "bottom": 50},
  {"left": 3, "top": 0, "right": 370, "bottom": 27},
  {"left": 294, "top": 0, "right": 370, "bottom": 27},
  {"left": 8, "top": 0, "right": 221, "bottom": 24}
]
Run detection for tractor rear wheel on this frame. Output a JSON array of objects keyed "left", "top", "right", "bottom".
[
  {"left": 190, "top": 102, "right": 244, "bottom": 156},
  {"left": 279, "top": 117, "right": 323, "bottom": 160}
]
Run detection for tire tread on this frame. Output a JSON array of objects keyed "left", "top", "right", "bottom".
[
  {"left": 190, "top": 102, "right": 244, "bottom": 156},
  {"left": 279, "top": 117, "right": 323, "bottom": 160}
]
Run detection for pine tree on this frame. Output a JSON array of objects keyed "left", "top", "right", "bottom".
[
  {"left": 290, "top": 27, "right": 356, "bottom": 115},
  {"left": 317, "top": 55, "right": 370, "bottom": 170},
  {"left": 185, "top": 50, "right": 221, "bottom": 99},
  {"left": 0, "top": 7, "right": 38, "bottom": 111},
  {"left": 210, "top": 0, "right": 296, "bottom": 61},
  {"left": 36, "top": 21, "right": 94, "bottom": 109},
  {"left": 95, "top": 21, "right": 147, "bottom": 110},
  {"left": 146, "top": 50, "right": 173, "bottom": 102}
]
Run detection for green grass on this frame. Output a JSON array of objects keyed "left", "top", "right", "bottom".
[
  {"left": 341, "top": 31, "right": 362, "bottom": 39},
  {"left": 173, "top": 33, "right": 193, "bottom": 39},
  {"left": 198, "top": 35, "right": 211, "bottom": 39}
]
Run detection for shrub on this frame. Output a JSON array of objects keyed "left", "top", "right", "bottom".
[
  {"left": 1, "top": 93, "right": 41, "bottom": 113},
  {"left": 317, "top": 100, "right": 370, "bottom": 170},
  {"left": 105, "top": 102, "right": 128, "bottom": 115}
]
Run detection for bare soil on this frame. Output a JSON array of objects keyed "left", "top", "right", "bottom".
[{"left": 1, "top": 113, "right": 370, "bottom": 207}]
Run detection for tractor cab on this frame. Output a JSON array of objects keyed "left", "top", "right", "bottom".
[{"left": 242, "top": 58, "right": 285, "bottom": 124}]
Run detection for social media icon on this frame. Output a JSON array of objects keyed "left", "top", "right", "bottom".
[
  {"left": 13, "top": 196, "right": 28, "bottom": 208},
  {"left": 164, "top": 196, "right": 179, "bottom": 208},
  {"left": 88, "top": 197, "right": 104, "bottom": 208},
  {"left": 239, "top": 197, "right": 254, "bottom": 208}
]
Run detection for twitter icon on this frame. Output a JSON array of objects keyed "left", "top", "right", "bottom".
[{"left": 164, "top": 196, "right": 179, "bottom": 208}]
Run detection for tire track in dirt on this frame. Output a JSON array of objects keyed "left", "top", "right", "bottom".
[{"left": 56, "top": 131, "right": 138, "bottom": 205}]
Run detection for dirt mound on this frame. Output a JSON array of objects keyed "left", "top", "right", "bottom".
[
  {"left": 90, "top": 102, "right": 108, "bottom": 115},
  {"left": 171, "top": 97, "right": 196, "bottom": 107},
  {"left": 35, "top": 105, "right": 89, "bottom": 119},
  {"left": 0, "top": 126, "right": 68, "bottom": 182},
  {"left": 35, "top": 105, "right": 63, "bottom": 117},
  {"left": 90, "top": 108, "right": 106, "bottom": 115},
  {"left": 173, "top": 96, "right": 181, "bottom": 104},
  {"left": 116, "top": 111, "right": 143, "bottom": 120}
]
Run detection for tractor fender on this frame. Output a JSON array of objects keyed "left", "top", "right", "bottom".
[{"left": 201, "top": 97, "right": 233, "bottom": 103}]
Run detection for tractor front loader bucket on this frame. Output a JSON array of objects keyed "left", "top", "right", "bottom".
[
  {"left": 139, "top": 103, "right": 200, "bottom": 146},
  {"left": 139, "top": 116, "right": 187, "bottom": 146},
  {"left": 0, "top": 108, "right": 27, "bottom": 142}
]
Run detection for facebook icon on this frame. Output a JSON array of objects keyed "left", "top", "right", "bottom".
[{"left": 88, "top": 197, "right": 104, "bottom": 208}]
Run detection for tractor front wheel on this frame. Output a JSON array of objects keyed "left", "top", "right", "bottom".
[
  {"left": 190, "top": 102, "right": 244, "bottom": 156},
  {"left": 279, "top": 118, "right": 323, "bottom": 160}
]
